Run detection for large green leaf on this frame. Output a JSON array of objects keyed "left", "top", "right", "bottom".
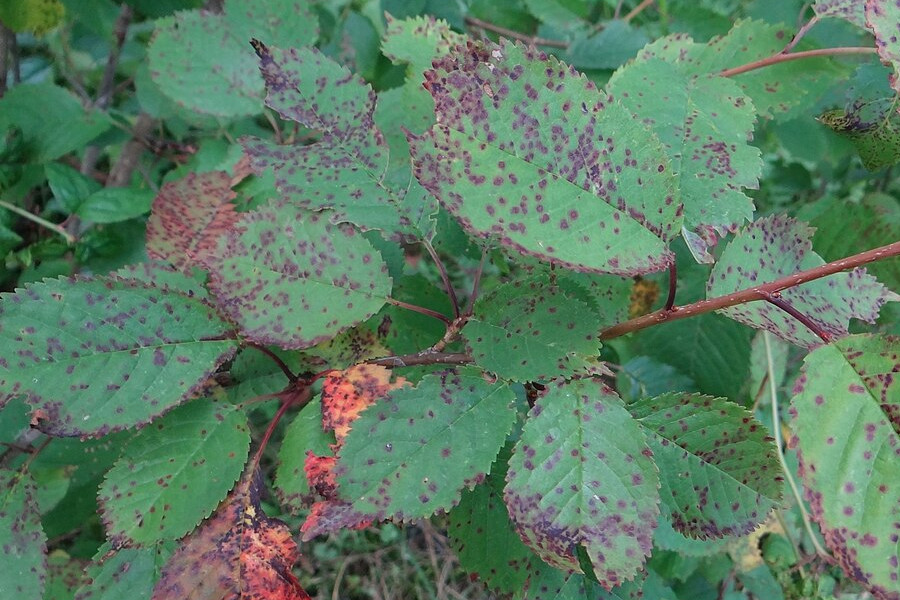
[
  {"left": 147, "top": 0, "right": 318, "bottom": 117},
  {"left": 0, "top": 469, "right": 46, "bottom": 599},
  {"left": 206, "top": 203, "right": 392, "bottom": 350},
  {"left": 608, "top": 58, "right": 760, "bottom": 263},
  {"left": 336, "top": 369, "right": 516, "bottom": 520},
  {"left": 867, "top": 0, "right": 900, "bottom": 97},
  {"left": 504, "top": 379, "right": 660, "bottom": 588},
  {"left": 410, "top": 39, "right": 682, "bottom": 276},
  {"left": 0, "top": 275, "right": 238, "bottom": 437},
  {"left": 462, "top": 275, "right": 605, "bottom": 381},
  {"left": 791, "top": 334, "right": 900, "bottom": 599},
  {"left": 707, "top": 215, "right": 897, "bottom": 348},
  {"left": 98, "top": 397, "right": 250, "bottom": 545},
  {"left": 627, "top": 392, "right": 782, "bottom": 538}
]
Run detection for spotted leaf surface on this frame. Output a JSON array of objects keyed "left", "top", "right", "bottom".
[
  {"left": 74, "top": 542, "right": 174, "bottom": 600},
  {"left": 790, "top": 334, "right": 900, "bottom": 599},
  {"left": 150, "top": 471, "right": 310, "bottom": 600},
  {"left": 147, "top": 0, "right": 317, "bottom": 117},
  {"left": 819, "top": 106, "right": 900, "bottom": 170},
  {"left": 867, "top": 0, "right": 900, "bottom": 97},
  {"left": 273, "top": 398, "right": 335, "bottom": 515},
  {"left": 462, "top": 275, "right": 606, "bottom": 381},
  {"left": 146, "top": 171, "right": 240, "bottom": 272},
  {"left": 410, "top": 39, "right": 682, "bottom": 276},
  {"left": 243, "top": 42, "right": 434, "bottom": 238},
  {"left": 98, "top": 397, "right": 251, "bottom": 546},
  {"left": 336, "top": 369, "right": 516, "bottom": 520},
  {"left": 707, "top": 215, "right": 897, "bottom": 348},
  {"left": 504, "top": 379, "right": 659, "bottom": 588},
  {"left": 0, "top": 469, "right": 46, "bottom": 599},
  {"left": 608, "top": 58, "right": 760, "bottom": 263},
  {"left": 0, "top": 277, "right": 238, "bottom": 437},
  {"left": 321, "top": 364, "right": 410, "bottom": 444},
  {"left": 206, "top": 203, "right": 391, "bottom": 349},
  {"left": 814, "top": 0, "right": 867, "bottom": 26},
  {"left": 627, "top": 393, "right": 782, "bottom": 538}
]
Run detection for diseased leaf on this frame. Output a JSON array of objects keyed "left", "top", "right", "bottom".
[
  {"left": 707, "top": 215, "right": 897, "bottom": 348},
  {"left": 818, "top": 106, "right": 900, "bottom": 170},
  {"left": 206, "top": 203, "right": 392, "bottom": 350},
  {"left": 814, "top": 0, "right": 867, "bottom": 27},
  {"left": 867, "top": 0, "right": 900, "bottom": 97},
  {"left": 320, "top": 364, "right": 410, "bottom": 444},
  {"left": 627, "top": 392, "right": 782, "bottom": 538},
  {"left": 146, "top": 171, "right": 240, "bottom": 272},
  {"left": 45, "top": 552, "right": 89, "bottom": 600},
  {"left": 336, "top": 369, "right": 516, "bottom": 521},
  {"left": 790, "top": 334, "right": 900, "bottom": 599},
  {"left": 0, "top": 276, "right": 238, "bottom": 437},
  {"left": 274, "top": 398, "right": 335, "bottom": 515},
  {"left": 410, "top": 39, "right": 682, "bottom": 276},
  {"left": 504, "top": 379, "right": 660, "bottom": 588},
  {"left": 98, "top": 397, "right": 251, "bottom": 546},
  {"left": 111, "top": 261, "right": 210, "bottom": 299},
  {"left": 0, "top": 469, "right": 46, "bottom": 599},
  {"left": 150, "top": 470, "right": 310, "bottom": 600},
  {"left": 608, "top": 58, "right": 760, "bottom": 262},
  {"left": 74, "top": 542, "right": 174, "bottom": 600},
  {"left": 462, "top": 275, "right": 607, "bottom": 381},
  {"left": 381, "top": 14, "right": 467, "bottom": 79}
]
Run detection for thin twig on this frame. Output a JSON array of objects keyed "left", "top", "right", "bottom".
[
  {"left": 106, "top": 112, "right": 156, "bottom": 187},
  {"left": 464, "top": 16, "right": 568, "bottom": 48},
  {"left": 466, "top": 249, "right": 488, "bottom": 315},
  {"left": 247, "top": 343, "right": 297, "bottom": 383},
  {"left": 600, "top": 240, "right": 900, "bottom": 340},
  {"left": 664, "top": 261, "right": 677, "bottom": 311},
  {"left": 783, "top": 15, "right": 819, "bottom": 53},
  {"left": 385, "top": 297, "right": 453, "bottom": 326},
  {"left": 423, "top": 239, "right": 460, "bottom": 319},
  {"left": 367, "top": 352, "right": 472, "bottom": 369},
  {"left": 720, "top": 46, "right": 876, "bottom": 78},
  {"left": 249, "top": 382, "right": 312, "bottom": 471},
  {"left": 762, "top": 291, "right": 830, "bottom": 343},
  {"left": 623, "top": 0, "right": 655, "bottom": 23},
  {"left": 0, "top": 199, "right": 75, "bottom": 244},
  {"left": 0, "top": 21, "right": 14, "bottom": 97},
  {"left": 764, "top": 332, "right": 830, "bottom": 559}
]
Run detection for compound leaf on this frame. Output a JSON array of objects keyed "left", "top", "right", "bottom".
[
  {"left": 336, "top": 369, "right": 516, "bottom": 520},
  {"left": 0, "top": 276, "right": 238, "bottom": 437},
  {"left": 867, "top": 0, "right": 900, "bottom": 97},
  {"left": 462, "top": 275, "right": 605, "bottom": 381},
  {"left": 206, "top": 203, "right": 391, "bottom": 350},
  {"left": 608, "top": 58, "right": 760, "bottom": 262},
  {"left": 98, "top": 397, "right": 251, "bottom": 546},
  {"left": 0, "top": 469, "right": 46, "bottom": 599},
  {"left": 790, "top": 334, "right": 900, "bottom": 599},
  {"left": 504, "top": 379, "right": 659, "bottom": 588},
  {"left": 410, "top": 39, "right": 682, "bottom": 276},
  {"left": 707, "top": 215, "right": 897, "bottom": 348},
  {"left": 627, "top": 392, "right": 782, "bottom": 538},
  {"left": 151, "top": 471, "right": 310, "bottom": 600}
]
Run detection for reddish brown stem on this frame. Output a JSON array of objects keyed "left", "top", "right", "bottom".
[
  {"left": 249, "top": 382, "right": 312, "bottom": 471},
  {"left": 464, "top": 15, "right": 568, "bottom": 48},
  {"left": 664, "top": 262, "right": 677, "bottom": 312},
  {"left": 423, "top": 239, "right": 460, "bottom": 319},
  {"left": 762, "top": 291, "right": 831, "bottom": 343},
  {"left": 719, "top": 47, "right": 876, "bottom": 78},
  {"left": 623, "top": 0, "right": 655, "bottom": 23},
  {"left": 467, "top": 250, "right": 488, "bottom": 315},
  {"left": 600, "top": 240, "right": 900, "bottom": 340},
  {"left": 385, "top": 297, "right": 453, "bottom": 326},
  {"left": 247, "top": 343, "right": 297, "bottom": 382}
]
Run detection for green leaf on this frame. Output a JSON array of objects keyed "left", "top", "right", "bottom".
[
  {"left": 867, "top": 0, "right": 900, "bottom": 97},
  {"left": 97, "top": 397, "right": 250, "bottom": 545},
  {"left": 608, "top": 58, "right": 760, "bottom": 263},
  {"left": 147, "top": 0, "right": 318, "bottom": 117},
  {"left": 448, "top": 448, "right": 538, "bottom": 593},
  {"left": 0, "top": 83, "right": 110, "bottom": 162},
  {"left": 337, "top": 368, "right": 516, "bottom": 520},
  {"left": 462, "top": 275, "right": 605, "bottom": 381},
  {"left": 76, "top": 188, "right": 155, "bottom": 224},
  {"left": 45, "top": 163, "right": 102, "bottom": 214},
  {"left": 566, "top": 20, "right": 651, "bottom": 70},
  {"left": 627, "top": 392, "right": 781, "bottom": 538},
  {"left": 653, "top": 515, "right": 730, "bottom": 556},
  {"left": 410, "top": 39, "right": 682, "bottom": 276},
  {"left": 381, "top": 14, "right": 466, "bottom": 78},
  {"left": 504, "top": 379, "right": 659, "bottom": 587},
  {"left": 524, "top": 0, "right": 591, "bottom": 30},
  {"left": 0, "top": 274, "right": 238, "bottom": 437},
  {"left": 74, "top": 542, "right": 174, "bottom": 600},
  {"left": 617, "top": 356, "right": 697, "bottom": 402},
  {"left": 0, "top": 0, "right": 65, "bottom": 35},
  {"left": 0, "top": 469, "right": 46, "bottom": 599},
  {"left": 813, "top": 0, "right": 867, "bottom": 27},
  {"left": 818, "top": 107, "right": 900, "bottom": 170},
  {"left": 274, "top": 397, "right": 336, "bottom": 515},
  {"left": 790, "top": 334, "right": 900, "bottom": 599},
  {"left": 44, "top": 552, "right": 89, "bottom": 600},
  {"left": 707, "top": 215, "right": 897, "bottom": 348},
  {"left": 206, "top": 203, "right": 392, "bottom": 349}
]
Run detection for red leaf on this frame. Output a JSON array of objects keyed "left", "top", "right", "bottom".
[
  {"left": 320, "top": 364, "right": 409, "bottom": 443},
  {"left": 151, "top": 471, "right": 310, "bottom": 600},
  {"left": 146, "top": 171, "right": 240, "bottom": 272},
  {"left": 303, "top": 451, "right": 337, "bottom": 499}
]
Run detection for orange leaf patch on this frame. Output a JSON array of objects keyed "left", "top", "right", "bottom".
[{"left": 321, "top": 364, "right": 409, "bottom": 443}]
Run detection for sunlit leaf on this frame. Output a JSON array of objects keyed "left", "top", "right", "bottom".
[
  {"left": 0, "top": 469, "right": 46, "bottom": 599},
  {"left": 410, "top": 39, "right": 682, "bottom": 276},
  {"left": 504, "top": 379, "right": 659, "bottom": 588},
  {"left": 791, "top": 334, "right": 900, "bottom": 599}
]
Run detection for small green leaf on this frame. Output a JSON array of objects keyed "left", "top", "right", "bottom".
[
  {"left": 337, "top": 368, "right": 516, "bottom": 519},
  {"left": 381, "top": 14, "right": 466, "bottom": 78},
  {"left": 707, "top": 215, "right": 897, "bottom": 348},
  {"left": 818, "top": 107, "right": 900, "bottom": 170},
  {"left": 566, "top": 20, "right": 650, "bottom": 70},
  {"left": 0, "top": 469, "right": 46, "bottom": 599},
  {"left": 504, "top": 379, "right": 659, "bottom": 587},
  {"left": 206, "top": 203, "right": 392, "bottom": 349},
  {"left": 45, "top": 163, "right": 102, "bottom": 214},
  {"left": 74, "top": 542, "right": 174, "bottom": 600},
  {"left": 628, "top": 392, "right": 782, "bottom": 538},
  {"left": 274, "top": 397, "right": 336, "bottom": 515},
  {"left": 0, "top": 275, "right": 238, "bottom": 436},
  {"left": 791, "top": 334, "right": 900, "bottom": 599},
  {"left": 76, "top": 188, "right": 155, "bottom": 224}
]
